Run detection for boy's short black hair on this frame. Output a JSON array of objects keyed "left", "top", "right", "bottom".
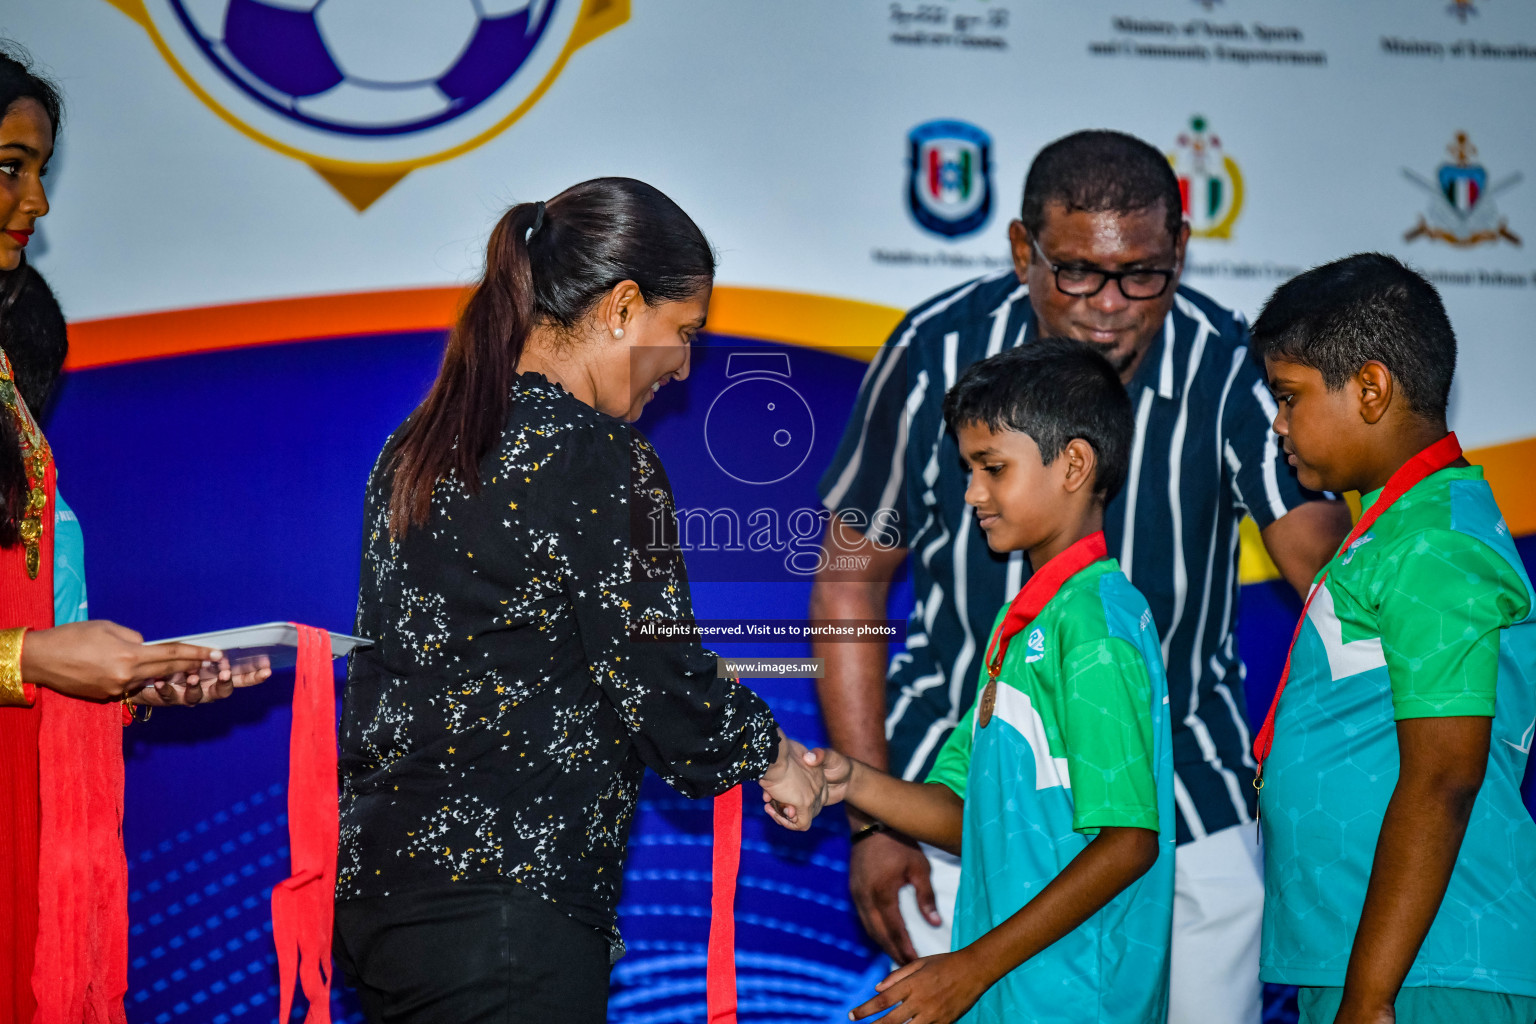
[
  {"left": 1020, "top": 130, "right": 1183, "bottom": 242},
  {"left": 1251, "top": 253, "right": 1455, "bottom": 419},
  {"left": 942, "top": 337, "right": 1133, "bottom": 503},
  {"left": 0, "top": 263, "right": 68, "bottom": 416}
]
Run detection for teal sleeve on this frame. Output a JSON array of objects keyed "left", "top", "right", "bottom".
[
  {"left": 1380, "top": 529, "right": 1530, "bottom": 720},
  {"left": 53, "top": 490, "right": 89, "bottom": 626},
  {"left": 1062, "top": 638, "right": 1159, "bottom": 835},
  {"left": 925, "top": 704, "right": 976, "bottom": 799}
]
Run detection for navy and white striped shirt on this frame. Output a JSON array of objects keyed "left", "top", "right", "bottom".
[{"left": 819, "top": 271, "right": 1312, "bottom": 844}]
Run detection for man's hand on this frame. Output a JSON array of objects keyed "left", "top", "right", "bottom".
[
  {"left": 850, "top": 830, "right": 941, "bottom": 964},
  {"left": 21, "top": 621, "right": 219, "bottom": 702},
  {"left": 850, "top": 949, "right": 991, "bottom": 1024}
]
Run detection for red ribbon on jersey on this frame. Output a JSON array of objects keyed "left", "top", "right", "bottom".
[
  {"left": 1251, "top": 433, "right": 1463, "bottom": 783},
  {"left": 983, "top": 531, "right": 1110, "bottom": 679}
]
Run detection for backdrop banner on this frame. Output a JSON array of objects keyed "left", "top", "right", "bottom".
[{"left": 4, "top": 0, "right": 1534, "bottom": 1021}]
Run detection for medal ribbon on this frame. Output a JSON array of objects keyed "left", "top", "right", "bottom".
[
  {"left": 1251, "top": 433, "right": 1463, "bottom": 783},
  {"left": 272, "top": 624, "right": 338, "bottom": 1024},
  {"left": 707, "top": 786, "right": 742, "bottom": 1024},
  {"left": 983, "top": 531, "right": 1109, "bottom": 680}
]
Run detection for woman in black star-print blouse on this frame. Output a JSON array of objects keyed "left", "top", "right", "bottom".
[{"left": 334, "top": 178, "right": 826, "bottom": 1024}]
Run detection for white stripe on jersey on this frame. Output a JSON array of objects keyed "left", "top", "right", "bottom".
[
  {"left": 986, "top": 284, "right": 1028, "bottom": 357},
  {"left": 1172, "top": 774, "right": 1208, "bottom": 841},
  {"left": 1210, "top": 657, "right": 1257, "bottom": 770},
  {"left": 1180, "top": 345, "right": 1255, "bottom": 825},
  {"left": 1164, "top": 313, "right": 1246, "bottom": 828},
  {"left": 1119, "top": 389, "right": 1155, "bottom": 579},
  {"left": 903, "top": 497, "right": 979, "bottom": 781},
  {"left": 1158, "top": 316, "right": 1177, "bottom": 399},
  {"left": 1249, "top": 380, "right": 1289, "bottom": 524},
  {"left": 1162, "top": 313, "right": 1212, "bottom": 664},
  {"left": 1005, "top": 549, "right": 1024, "bottom": 603},
  {"left": 888, "top": 670, "right": 946, "bottom": 760},
  {"left": 823, "top": 276, "right": 996, "bottom": 512},
  {"left": 876, "top": 370, "right": 929, "bottom": 523}
]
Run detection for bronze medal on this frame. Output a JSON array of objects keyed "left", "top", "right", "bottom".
[{"left": 977, "top": 675, "right": 998, "bottom": 729}]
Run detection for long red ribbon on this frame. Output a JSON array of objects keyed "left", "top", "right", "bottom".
[
  {"left": 1251, "top": 433, "right": 1463, "bottom": 779},
  {"left": 983, "top": 531, "right": 1110, "bottom": 679},
  {"left": 272, "top": 625, "right": 337, "bottom": 1024},
  {"left": 707, "top": 786, "right": 742, "bottom": 1024},
  {"left": 29, "top": 456, "right": 131, "bottom": 1024}
]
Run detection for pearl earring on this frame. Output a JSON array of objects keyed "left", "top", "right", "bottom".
[{"left": 614, "top": 328, "right": 625, "bottom": 340}]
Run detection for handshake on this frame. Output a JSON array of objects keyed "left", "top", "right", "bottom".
[{"left": 757, "top": 730, "right": 853, "bottom": 831}]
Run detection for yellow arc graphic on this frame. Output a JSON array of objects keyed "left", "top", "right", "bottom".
[
  {"left": 101, "top": 0, "right": 629, "bottom": 210},
  {"left": 1192, "top": 155, "right": 1244, "bottom": 240}
]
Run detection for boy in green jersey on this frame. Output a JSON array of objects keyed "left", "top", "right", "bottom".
[
  {"left": 771, "top": 338, "right": 1175, "bottom": 1024},
  {"left": 1251, "top": 253, "right": 1536, "bottom": 1024}
]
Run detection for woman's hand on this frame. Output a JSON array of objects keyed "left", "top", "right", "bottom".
[
  {"left": 133, "top": 655, "right": 273, "bottom": 707},
  {"left": 20, "top": 621, "right": 221, "bottom": 703},
  {"left": 760, "top": 731, "right": 827, "bottom": 830}
]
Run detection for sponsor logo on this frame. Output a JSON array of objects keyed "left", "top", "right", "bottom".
[
  {"left": 1403, "top": 132, "right": 1523, "bottom": 246},
  {"left": 1506, "top": 719, "right": 1534, "bottom": 755},
  {"left": 907, "top": 120, "right": 994, "bottom": 239},
  {"left": 1340, "top": 533, "right": 1374, "bottom": 565},
  {"left": 1169, "top": 115, "right": 1243, "bottom": 239},
  {"left": 1139, "top": 608, "right": 1153, "bottom": 632},
  {"left": 106, "top": 0, "right": 626, "bottom": 209},
  {"left": 1024, "top": 627, "right": 1046, "bottom": 663}
]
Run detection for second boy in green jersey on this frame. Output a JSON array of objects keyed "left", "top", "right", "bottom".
[
  {"left": 1252, "top": 253, "right": 1536, "bottom": 1024},
  {"left": 771, "top": 339, "right": 1174, "bottom": 1024}
]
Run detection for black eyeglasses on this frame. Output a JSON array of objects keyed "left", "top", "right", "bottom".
[{"left": 1031, "top": 238, "right": 1176, "bottom": 300}]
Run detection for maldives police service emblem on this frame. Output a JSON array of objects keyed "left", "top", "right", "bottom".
[
  {"left": 1403, "top": 132, "right": 1522, "bottom": 246},
  {"left": 1167, "top": 115, "right": 1243, "bottom": 240},
  {"left": 907, "top": 120, "right": 993, "bottom": 239},
  {"left": 101, "top": 0, "right": 627, "bottom": 209}
]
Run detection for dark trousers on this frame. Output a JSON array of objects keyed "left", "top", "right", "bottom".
[{"left": 334, "top": 883, "right": 611, "bottom": 1024}]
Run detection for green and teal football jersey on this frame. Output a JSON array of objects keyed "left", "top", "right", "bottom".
[
  {"left": 927, "top": 558, "right": 1175, "bottom": 1024},
  {"left": 1260, "top": 466, "right": 1536, "bottom": 994}
]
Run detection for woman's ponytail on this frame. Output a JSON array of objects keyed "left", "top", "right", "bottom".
[
  {"left": 387, "top": 201, "right": 541, "bottom": 536},
  {"left": 386, "top": 178, "right": 715, "bottom": 536}
]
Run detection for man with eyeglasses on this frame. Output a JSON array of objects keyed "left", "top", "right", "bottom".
[{"left": 813, "top": 129, "right": 1351, "bottom": 1023}]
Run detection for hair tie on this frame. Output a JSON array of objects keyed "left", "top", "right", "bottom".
[{"left": 525, "top": 200, "right": 546, "bottom": 243}]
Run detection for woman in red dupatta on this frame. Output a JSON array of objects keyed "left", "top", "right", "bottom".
[{"left": 0, "top": 48, "right": 269, "bottom": 1024}]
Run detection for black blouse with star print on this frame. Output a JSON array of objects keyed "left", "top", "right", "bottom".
[{"left": 337, "top": 373, "right": 779, "bottom": 941}]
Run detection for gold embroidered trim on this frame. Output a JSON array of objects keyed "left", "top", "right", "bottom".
[
  {"left": 0, "top": 626, "right": 29, "bottom": 706},
  {"left": 0, "top": 349, "right": 50, "bottom": 580}
]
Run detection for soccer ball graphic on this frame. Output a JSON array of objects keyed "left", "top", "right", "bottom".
[{"left": 168, "top": 0, "right": 558, "bottom": 136}]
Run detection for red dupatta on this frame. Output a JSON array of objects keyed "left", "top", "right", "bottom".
[
  {"left": 0, "top": 338, "right": 130, "bottom": 1024},
  {"left": 0, "top": 447, "right": 55, "bottom": 1023},
  {"left": 0, "top": 416, "right": 130, "bottom": 1022}
]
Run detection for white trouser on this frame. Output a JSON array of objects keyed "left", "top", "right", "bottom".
[{"left": 896, "top": 824, "right": 1264, "bottom": 1024}]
